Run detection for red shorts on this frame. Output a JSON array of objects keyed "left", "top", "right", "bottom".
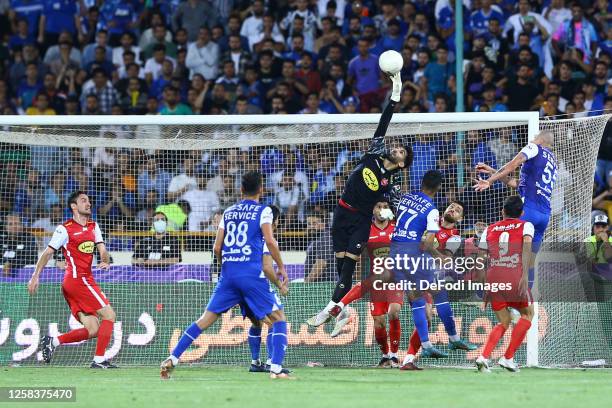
[
  {"left": 62, "top": 276, "right": 110, "bottom": 319},
  {"left": 489, "top": 290, "right": 532, "bottom": 312},
  {"left": 370, "top": 290, "right": 404, "bottom": 316}
]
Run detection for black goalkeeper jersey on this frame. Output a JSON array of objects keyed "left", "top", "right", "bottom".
[{"left": 339, "top": 100, "right": 402, "bottom": 215}]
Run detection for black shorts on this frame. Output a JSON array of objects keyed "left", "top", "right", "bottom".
[{"left": 331, "top": 205, "right": 371, "bottom": 255}]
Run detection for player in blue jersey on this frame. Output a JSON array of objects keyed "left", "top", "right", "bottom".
[
  {"left": 392, "top": 170, "right": 475, "bottom": 363},
  {"left": 474, "top": 130, "right": 557, "bottom": 288},
  {"left": 243, "top": 205, "right": 290, "bottom": 373},
  {"left": 160, "top": 171, "right": 291, "bottom": 379}
]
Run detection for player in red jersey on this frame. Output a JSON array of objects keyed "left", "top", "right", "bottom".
[
  {"left": 27, "top": 191, "right": 117, "bottom": 368},
  {"left": 327, "top": 199, "right": 402, "bottom": 367},
  {"left": 401, "top": 201, "right": 477, "bottom": 370},
  {"left": 475, "top": 196, "right": 534, "bottom": 373}
]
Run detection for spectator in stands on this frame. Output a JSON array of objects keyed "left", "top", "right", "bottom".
[
  {"left": 138, "top": 156, "right": 172, "bottom": 204},
  {"left": 173, "top": 0, "right": 219, "bottom": 42},
  {"left": 181, "top": 174, "right": 220, "bottom": 232},
  {"left": 25, "top": 92, "right": 55, "bottom": 115},
  {"left": 81, "top": 68, "right": 118, "bottom": 114},
  {"left": 113, "top": 32, "right": 141, "bottom": 68},
  {"left": 144, "top": 44, "right": 173, "bottom": 83},
  {"left": 304, "top": 209, "right": 335, "bottom": 282},
  {"left": 9, "top": 18, "right": 34, "bottom": 50},
  {"left": 155, "top": 200, "right": 191, "bottom": 231},
  {"left": 241, "top": 0, "right": 266, "bottom": 51},
  {"left": 552, "top": 2, "right": 599, "bottom": 64},
  {"left": 143, "top": 24, "right": 177, "bottom": 60},
  {"left": 348, "top": 37, "right": 381, "bottom": 105},
  {"left": 38, "top": 0, "right": 78, "bottom": 51},
  {"left": 135, "top": 189, "right": 159, "bottom": 230},
  {"left": 309, "top": 155, "right": 336, "bottom": 205},
  {"left": 120, "top": 77, "right": 148, "bottom": 115},
  {"left": 98, "top": 181, "right": 136, "bottom": 230},
  {"left": 586, "top": 214, "right": 612, "bottom": 278},
  {"left": 82, "top": 30, "right": 112, "bottom": 68},
  {"left": 43, "top": 31, "right": 81, "bottom": 68},
  {"left": 159, "top": 85, "right": 192, "bottom": 115},
  {"left": 186, "top": 26, "right": 218, "bottom": 81},
  {"left": 85, "top": 46, "right": 114, "bottom": 77},
  {"left": 31, "top": 203, "right": 63, "bottom": 249},
  {"left": 132, "top": 211, "right": 182, "bottom": 268},
  {"left": 17, "top": 62, "right": 42, "bottom": 111},
  {"left": 100, "top": 1, "right": 138, "bottom": 46},
  {"left": 14, "top": 168, "right": 45, "bottom": 222},
  {"left": 507, "top": 64, "right": 541, "bottom": 112},
  {"left": 1, "top": 213, "right": 37, "bottom": 277},
  {"left": 504, "top": 0, "right": 551, "bottom": 45},
  {"left": 150, "top": 59, "right": 175, "bottom": 99},
  {"left": 221, "top": 34, "right": 252, "bottom": 78}
]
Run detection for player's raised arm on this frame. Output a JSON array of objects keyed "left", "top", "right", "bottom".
[
  {"left": 474, "top": 162, "right": 518, "bottom": 188},
  {"left": 367, "top": 72, "right": 402, "bottom": 155},
  {"left": 474, "top": 152, "right": 526, "bottom": 191}
]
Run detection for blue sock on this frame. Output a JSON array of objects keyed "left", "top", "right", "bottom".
[
  {"left": 266, "top": 328, "right": 274, "bottom": 363},
  {"left": 434, "top": 290, "right": 457, "bottom": 338},
  {"left": 171, "top": 322, "right": 202, "bottom": 359},
  {"left": 528, "top": 267, "right": 535, "bottom": 289},
  {"left": 271, "top": 321, "right": 287, "bottom": 366},
  {"left": 411, "top": 297, "right": 429, "bottom": 344},
  {"left": 248, "top": 326, "right": 262, "bottom": 362}
]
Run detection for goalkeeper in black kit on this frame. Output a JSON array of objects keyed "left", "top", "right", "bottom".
[{"left": 307, "top": 72, "right": 413, "bottom": 327}]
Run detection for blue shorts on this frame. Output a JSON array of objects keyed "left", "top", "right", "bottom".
[
  {"left": 206, "top": 274, "right": 283, "bottom": 321},
  {"left": 521, "top": 205, "right": 550, "bottom": 253},
  {"left": 389, "top": 241, "right": 436, "bottom": 288}
]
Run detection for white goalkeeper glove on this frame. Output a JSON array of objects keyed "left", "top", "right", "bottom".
[
  {"left": 379, "top": 208, "right": 395, "bottom": 220},
  {"left": 390, "top": 72, "right": 402, "bottom": 102}
]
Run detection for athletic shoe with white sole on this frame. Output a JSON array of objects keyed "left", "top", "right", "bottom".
[
  {"left": 498, "top": 356, "right": 520, "bottom": 372},
  {"left": 475, "top": 356, "right": 491, "bottom": 373},
  {"left": 306, "top": 309, "right": 332, "bottom": 327}
]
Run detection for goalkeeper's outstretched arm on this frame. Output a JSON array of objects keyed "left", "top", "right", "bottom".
[{"left": 367, "top": 72, "right": 402, "bottom": 155}]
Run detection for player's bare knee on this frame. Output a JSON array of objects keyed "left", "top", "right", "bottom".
[
  {"left": 373, "top": 316, "right": 385, "bottom": 329},
  {"left": 99, "top": 307, "right": 116, "bottom": 322},
  {"left": 388, "top": 305, "right": 401, "bottom": 321},
  {"left": 521, "top": 306, "right": 534, "bottom": 321},
  {"left": 267, "top": 310, "right": 286, "bottom": 323}
]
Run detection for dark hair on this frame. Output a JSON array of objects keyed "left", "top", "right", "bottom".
[
  {"left": 503, "top": 195, "right": 524, "bottom": 218},
  {"left": 67, "top": 190, "right": 88, "bottom": 208},
  {"left": 421, "top": 170, "right": 443, "bottom": 191},
  {"left": 177, "top": 199, "right": 191, "bottom": 214},
  {"left": 269, "top": 205, "right": 281, "bottom": 223},
  {"left": 92, "top": 67, "right": 107, "bottom": 78},
  {"left": 153, "top": 211, "right": 167, "bottom": 221},
  {"left": 242, "top": 170, "right": 263, "bottom": 195}
]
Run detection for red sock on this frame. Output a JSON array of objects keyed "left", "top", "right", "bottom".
[
  {"left": 504, "top": 318, "right": 531, "bottom": 359},
  {"left": 340, "top": 282, "right": 364, "bottom": 306},
  {"left": 374, "top": 327, "right": 389, "bottom": 355},
  {"left": 94, "top": 320, "right": 114, "bottom": 358},
  {"left": 388, "top": 319, "right": 401, "bottom": 353},
  {"left": 407, "top": 328, "right": 421, "bottom": 355},
  {"left": 58, "top": 328, "right": 89, "bottom": 344},
  {"left": 482, "top": 324, "right": 507, "bottom": 358}
]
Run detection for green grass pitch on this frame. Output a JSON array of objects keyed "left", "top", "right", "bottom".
[{"left": 3, "top": 366, "right": 612, "bottom": 408}]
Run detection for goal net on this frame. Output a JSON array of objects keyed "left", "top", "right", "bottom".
[{"left": 0, "top": 112, "right": 610, "bottom": 368}]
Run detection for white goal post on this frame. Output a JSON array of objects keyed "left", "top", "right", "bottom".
[{"left": 0, "top": 111, "right": 608, "bottom": 369}]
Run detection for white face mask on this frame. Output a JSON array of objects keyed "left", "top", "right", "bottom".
[{"left": 153, "top": 219, "right": 167, "bottom": 234}]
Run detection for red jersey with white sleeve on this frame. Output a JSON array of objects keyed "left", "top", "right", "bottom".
[
  {"left": 368, "top": 221, "right": 403, "bottom": 316},
  {"left": 48, "top": 219, "right": 110, "bottom": 317},
  {"left": 478, "top": 218, "right": 534, "bottom": 311}
]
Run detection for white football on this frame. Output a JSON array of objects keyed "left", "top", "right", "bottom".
[{"left": 378, "top": 50, "right": 403, "bottom": 75}]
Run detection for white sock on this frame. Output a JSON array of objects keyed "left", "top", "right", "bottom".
[
  {"left": 251, "top": 359, "right": 260, "bottom": 365},
  {"left": 388, "top": 352, "right": 397, "bottom": 359},
  {"left": 449, "top": 334, "right": 460, "bottom": 342},
  {"left": 422, "top": 341, "right": 433, "bottom": 349},
  {"left": 382, "top": 353, "right": 389, "bottom": 359},
  {"left": 270, "top": 364, "right": 282, "bottom": 374},
  {"left": 337, "top": 301, "right": 345, "bottom": 310},
  {"left": 52, "top": 337, "right": 60, "bottom": 347},
  {"left": 323, "top": 301, "right": 336, "bottom": 313},
  {"left": 403, "top": 354, "right": 415, "bottom": 365},
  {"left": 266, "top": 358, "right": 272, "bottom": 366},
  {"left": 93, "top": 355, "right": 105, "bottom": 364},
  {"left": 169, "top": 355, "right": 179, "bottom": 366}
]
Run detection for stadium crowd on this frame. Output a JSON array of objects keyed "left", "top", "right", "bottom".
[{"left": 0, "top": 0, "right": 611, "bottom": 276}]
